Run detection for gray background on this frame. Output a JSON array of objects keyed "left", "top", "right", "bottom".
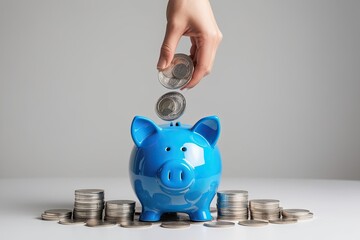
[{"left": 1, "top": 0, "right": 359, "bottom": 180}]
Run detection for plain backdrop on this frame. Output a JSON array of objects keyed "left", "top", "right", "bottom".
[{"left": 0, "top": 0, "right": 359, "bottom": 180}]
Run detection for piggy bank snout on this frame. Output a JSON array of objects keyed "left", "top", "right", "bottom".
[{"left": 158, "top": 161, "right": 194, "bottom": 190}]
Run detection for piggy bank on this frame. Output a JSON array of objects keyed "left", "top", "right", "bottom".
[{"left": 129, "top": 116, "right": 222, "bottom": 222}]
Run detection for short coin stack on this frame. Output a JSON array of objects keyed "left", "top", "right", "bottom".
[
  {"left": 41, "top": 209, "right": 72, "bottom": 221},
  {"left": 217, "top": 190, "right": 249, "bottom": 221},
  {"left": 249, "top": 199, "right": 281, "bottom": 221},
  {"left": 73, "top": 189, "right": 104, "bottom": 221},
  {"left": 104, "top": 200, "right": 136, "bottom": 223},
  {"left": 282, "top": 209, "right": 313, "bottom": 220}
]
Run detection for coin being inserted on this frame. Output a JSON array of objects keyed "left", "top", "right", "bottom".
[
  {"left": 158, "top": 53, "right": 194, "bottom": 89},
  {"left": 156, "top": 92, "right": 186, "bottom": 121}
]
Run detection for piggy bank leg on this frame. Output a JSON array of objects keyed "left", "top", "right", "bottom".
[
  {"left": 140, "top": 208, "right": 162, "bottom": 222},
  {"left": 189, "top": 208, "right": 212, "bottom": 221}
]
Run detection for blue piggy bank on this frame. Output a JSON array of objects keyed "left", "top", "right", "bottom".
[{"left": 129, "top": 116, "right": 222, "bottom": 222}]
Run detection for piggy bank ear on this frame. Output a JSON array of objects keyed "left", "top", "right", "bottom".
[
  {"left": 131, "top": 116, "right": 160, "bottom": 147},
  {"left": 191, "top": 116, "right": 220, "bottom": 147}
]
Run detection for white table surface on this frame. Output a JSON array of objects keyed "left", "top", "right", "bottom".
[{"left": 1, "top": 177, "right": 359, "bottom": 240}]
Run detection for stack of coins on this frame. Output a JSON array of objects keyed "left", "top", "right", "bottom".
[
  {"left": 249, "top": 199, "right": 281, "bottom": 221},
  {"left": 281, "top": 209, "right": 313, "bottom": 220},
  {"left": 104, "top": 200, "right": 136, "bottom": 223},
  {"left": 216, "top": 190, "right": 249, "bottom": 221},
  {"left": 41, "top": 209, "right": 72, "bottom": 221},
  {"left": 73, "top": 189, "right": 104, "bottom": 221}
]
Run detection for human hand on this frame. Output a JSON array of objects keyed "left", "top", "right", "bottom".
[{"left": 157, "top": 0, "right": 222, "bottom": 89}]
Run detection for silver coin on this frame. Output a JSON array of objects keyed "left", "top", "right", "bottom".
[
  {"left": 120, "top": 221, "right": 152, "bottom": 228},
  {"left": 250, "top": 207, "right": 281, "bottom": 214},
  {"left": 251, "top": 216, "right": 280, "bottom": 221},
  {"left": 282, "top": 209, "right": 310, "bottom": 217},
  {"left": 283, "top": 212, "right": 314, "bottom": 220},
  {"left": 172, "top": 63, "right": 190, "bottom": 79},
  {"left": 58, "top": 219, "right": 86, "bottom": 225},
  {"left": 75, "top": 189, "right": 104, "bottom": 194},
  {"left": 75, "top": 196, "right": 104, "bottom": 200},
  {"left": 85, "top": 219, "right": 116, "bottom": 228},
  {"left": 238, "top": 220, "right": 269, "bottom": 227},
  {"left": 41, "top": 214, "right": 69, "bottom": 221},
  {"left": 106, "top": 200, "right": 135, "bottom": 206},
  {"left": 155, "top": 92, "right": 186, "bottom": 121},
  {"left": 269, "top": 219, "right": 298, "bottom": 224},
  {"left": 217, "top": 216, "right": 248, "bottom": 221},
  {"left": 160, "top": 221, "right": 190, "bottom": 229},
  {"left": 217, "top": 190, "right": 248, "bottom": 196},
  {"left": 249, "top": 199, "right": 280, "bottom": 209},
  {"left": 298, "top": 212, "right": 314, "bottom": 220},
  {"left": 204, "top": 221, "right": 235, "bottom": 228},
  {"left": 44, "top": 209, "right": 72, "bottom": 216},
  {"left": 158, "top": 53, "right": 194, "bottom": 89}
]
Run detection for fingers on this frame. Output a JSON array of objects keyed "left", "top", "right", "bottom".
[
  {"left": 182, "top": 36, "right": 218, "bottom": 90},
  {"left": 157, "top": 22, "right": 184, "bottom": 70}
]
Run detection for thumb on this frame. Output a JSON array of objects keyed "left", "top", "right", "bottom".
[{"left": 157, "top": 23, "right": 183, "bottom": 70}]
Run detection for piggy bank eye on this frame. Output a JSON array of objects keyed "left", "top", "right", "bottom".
[
  {"left": 165, "top": 147, "right": 171, "bottom": 151},
  {"left": 181, "top": 147, "right": 187, "bottom": 152}
]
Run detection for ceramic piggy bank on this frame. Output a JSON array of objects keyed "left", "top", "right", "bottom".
[{"left": 129, "top": 116, "right": 222, "bottom": 222}]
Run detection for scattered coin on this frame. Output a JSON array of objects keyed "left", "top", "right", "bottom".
[
  {"left": 85, "top": 219, "right": 116, "bottom": 228},
  {"left": 155, "top": 92, "right": 186, "bottom": 121},
  {"left": 158, "top": 53, "right": 194, "bottom": 89},
  {"left": 120, "top": 221, "right": 152, "bottom": 228},
  {"left": 160, "top": 221, "right": 191, "bottom": 229},
  {"left": 204, "top": 221, "right": 235, "bottom": 228},
  {"left": 238, "top": 220, "right": 269, "bottom": 227},
  {"left": 282, "top": 209, "right": 310, "bottom": 217},
  {"left": 283, "top": 212, "right": 314, "bottom": 221},
  {"left": 298, "top": 212, "right": 314, "bottom": 220},
  {"left": 269, "top": 219, "right": 298, "bottom": 224},
  {"left": 44, "top": 209, "right": 72, "bottom": 215},
  {"left": 58, "top": 219, "right": 86, "bottom": 225},
  {"left": 41, "top": 209, "right": 72, "bottom": 221}
]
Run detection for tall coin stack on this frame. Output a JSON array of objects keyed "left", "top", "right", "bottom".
[
  {"left": 217, "top": 190, "right": 249, "bottom": 221},
  {"left": 249, "top": 199, "right": 281, "bottom": 221},
  {"left": 104, "top": 200, "right": 136, "bottom": 223},
  {"left": 73, "top": 189, "right": 104, "bottom": 221}
]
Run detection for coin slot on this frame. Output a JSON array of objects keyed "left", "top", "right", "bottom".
[
  {"left": 165, "top": 147, "right": 171, "bottom": 151},
  {"left": 181, "top": 147, "right": 187, "bottom": 152},
  {"left": 180, "top": 171, "right": 184, "bottom": 181},
  {"left": 168, "top": 171, "right": 171, "bottom": 180}
]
